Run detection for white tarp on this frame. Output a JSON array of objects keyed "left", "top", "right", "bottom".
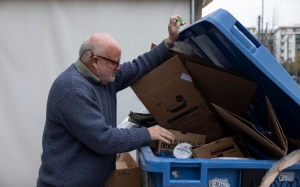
[{"left": 0, "top": 0, "right": 192, "bottom": 186}]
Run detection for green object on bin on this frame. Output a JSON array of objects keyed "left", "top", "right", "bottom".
[{"left": 177, "top": 18, "right": 184, "bottom": 25}]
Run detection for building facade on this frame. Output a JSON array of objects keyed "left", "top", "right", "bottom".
[
  {"left": 273, "top": 26, "right": 300, "bottom": 64},
  {"left": 247, "top": 26, "right": 300, "bottom": 64}
]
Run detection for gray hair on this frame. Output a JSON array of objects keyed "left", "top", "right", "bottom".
[{"left": 79, "top": 33, "right": 112, "bottom": 63}]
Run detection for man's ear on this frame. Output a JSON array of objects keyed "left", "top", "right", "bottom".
[{"left": 92, "top": 58, "right": 98, "bottom": 68}]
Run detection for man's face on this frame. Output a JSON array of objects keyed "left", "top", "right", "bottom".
[
  {"left": 95, "top": 58, "right": 120, "bottom": 84},
  {"left": 92, "top": 47, "right": 121, "bottom": 84},
  {"left": 87, "top": 37, "right": 122, "bottom": 85}
]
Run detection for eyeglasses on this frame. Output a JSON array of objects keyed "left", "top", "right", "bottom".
[
  {"left": 80, "top": 49, "right": 120, "bottom": 68},
  {"left": 95, "top": 55, "right": 120, "bottom": 68}
]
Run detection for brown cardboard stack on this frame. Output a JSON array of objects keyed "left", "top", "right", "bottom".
[
  {"left": 131, "top": 55, "right": 221, "bottom": 136},
  {"left": 131, "top": 45, "right": 288, "bottom": 159},
  {"left": 131, "top": 50, "right": 256, "bottom": 130},
  {"left": 212, "top": 96, "right": 287, "bottom": 158}
]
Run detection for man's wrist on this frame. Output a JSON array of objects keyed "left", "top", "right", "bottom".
[{"left": 164, "top": 38, "right": 174, "bottom": 49}]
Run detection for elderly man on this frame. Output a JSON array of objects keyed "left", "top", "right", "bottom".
[{"left": 37, "top": 15, "right": 185, "bottom": 187}]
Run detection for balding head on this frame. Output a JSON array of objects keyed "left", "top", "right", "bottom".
[
  {"left": 79, "top": 33, "right": 121, "bottom": 63},
  {"left": 78, "top": 33, "right": 122, "bottom": 85}
]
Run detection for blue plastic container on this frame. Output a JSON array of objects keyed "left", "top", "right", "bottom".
[
  {"left": 139, "top": 146, "right": 300, "bottom": 187},
  {"left": 139, "top": 8, "right": 300, "bottom": 187}
]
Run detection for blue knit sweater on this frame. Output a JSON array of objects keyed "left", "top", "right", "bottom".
[{"left": 37, "top": 41, "right": 172, "bottom": 187}]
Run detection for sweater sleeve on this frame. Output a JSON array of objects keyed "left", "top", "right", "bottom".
[
  {"left": 59, "top": 88, "right": 151, "bottom": 154},
  {"left": 115, "top": 40, "right": 173, "bottom": 92}
]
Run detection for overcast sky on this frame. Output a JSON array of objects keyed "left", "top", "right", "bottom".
[{"left": 202, "top": 0, "right": 300, "bottom": 29}]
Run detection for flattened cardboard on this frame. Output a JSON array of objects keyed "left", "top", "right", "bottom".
[
  {"left": 105, "top": 153, "right": 140, "bottom": 187},
  {"left": 266, "top": 96, "right": 287, "bottom": 153},
  {"left": 156, "top": 130, "right": 206, "bottom": 153},
  {"left": 185, "top": 60, "right": 257, "bottom": 118},
  {"left": 170, "top": 50, "right": 258, "bottom": 118},
  {"left": 192, "top": 136, "right": 245, "bottom": 158},
  {"left": 131, "top": 55, "right": 221, "bottom": 135},
  {"left": 212, "top": 96, "right": 287, "bottom": 158}
]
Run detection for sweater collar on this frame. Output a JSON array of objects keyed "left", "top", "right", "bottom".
[{"left": 74, "top": 59, "right": 102, "bottom": 85}]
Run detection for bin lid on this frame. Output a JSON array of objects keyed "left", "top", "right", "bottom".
[{"left": 177, "top": 8, "right": 300, "bottom": 140}]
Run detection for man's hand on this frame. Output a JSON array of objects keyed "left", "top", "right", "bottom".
[
  {"left": 147, "top": 125, "right": 175, "bottom": 144},
  {"left": 167, "top": 15, "right": 186, "bottom": 45}
]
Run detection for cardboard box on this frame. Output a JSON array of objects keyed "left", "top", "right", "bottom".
[
  {"left": 192, "top": 136, "right": 246, "bottom": 159},
  {"left": 131, "top": 55, "right": 221, "bottom": 135},
  {"left": 212, "top": 96, "right": 287, "bottom": 158},
  {"left": 105, "top": 153, "right": 140, "bottom": 187},
  {"left": 156, "top": 129, "right": 206, "bottom": 153},
  {"left": 132, "top": 47, "right": 257, "bottom": 142}
]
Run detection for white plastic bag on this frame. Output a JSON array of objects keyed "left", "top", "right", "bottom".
[
  {"left": 117, "top": 116, "right": 139, "bottom": 129},
  {"left": 117, "top": 108, "right": 150, "bottom": 129}
]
